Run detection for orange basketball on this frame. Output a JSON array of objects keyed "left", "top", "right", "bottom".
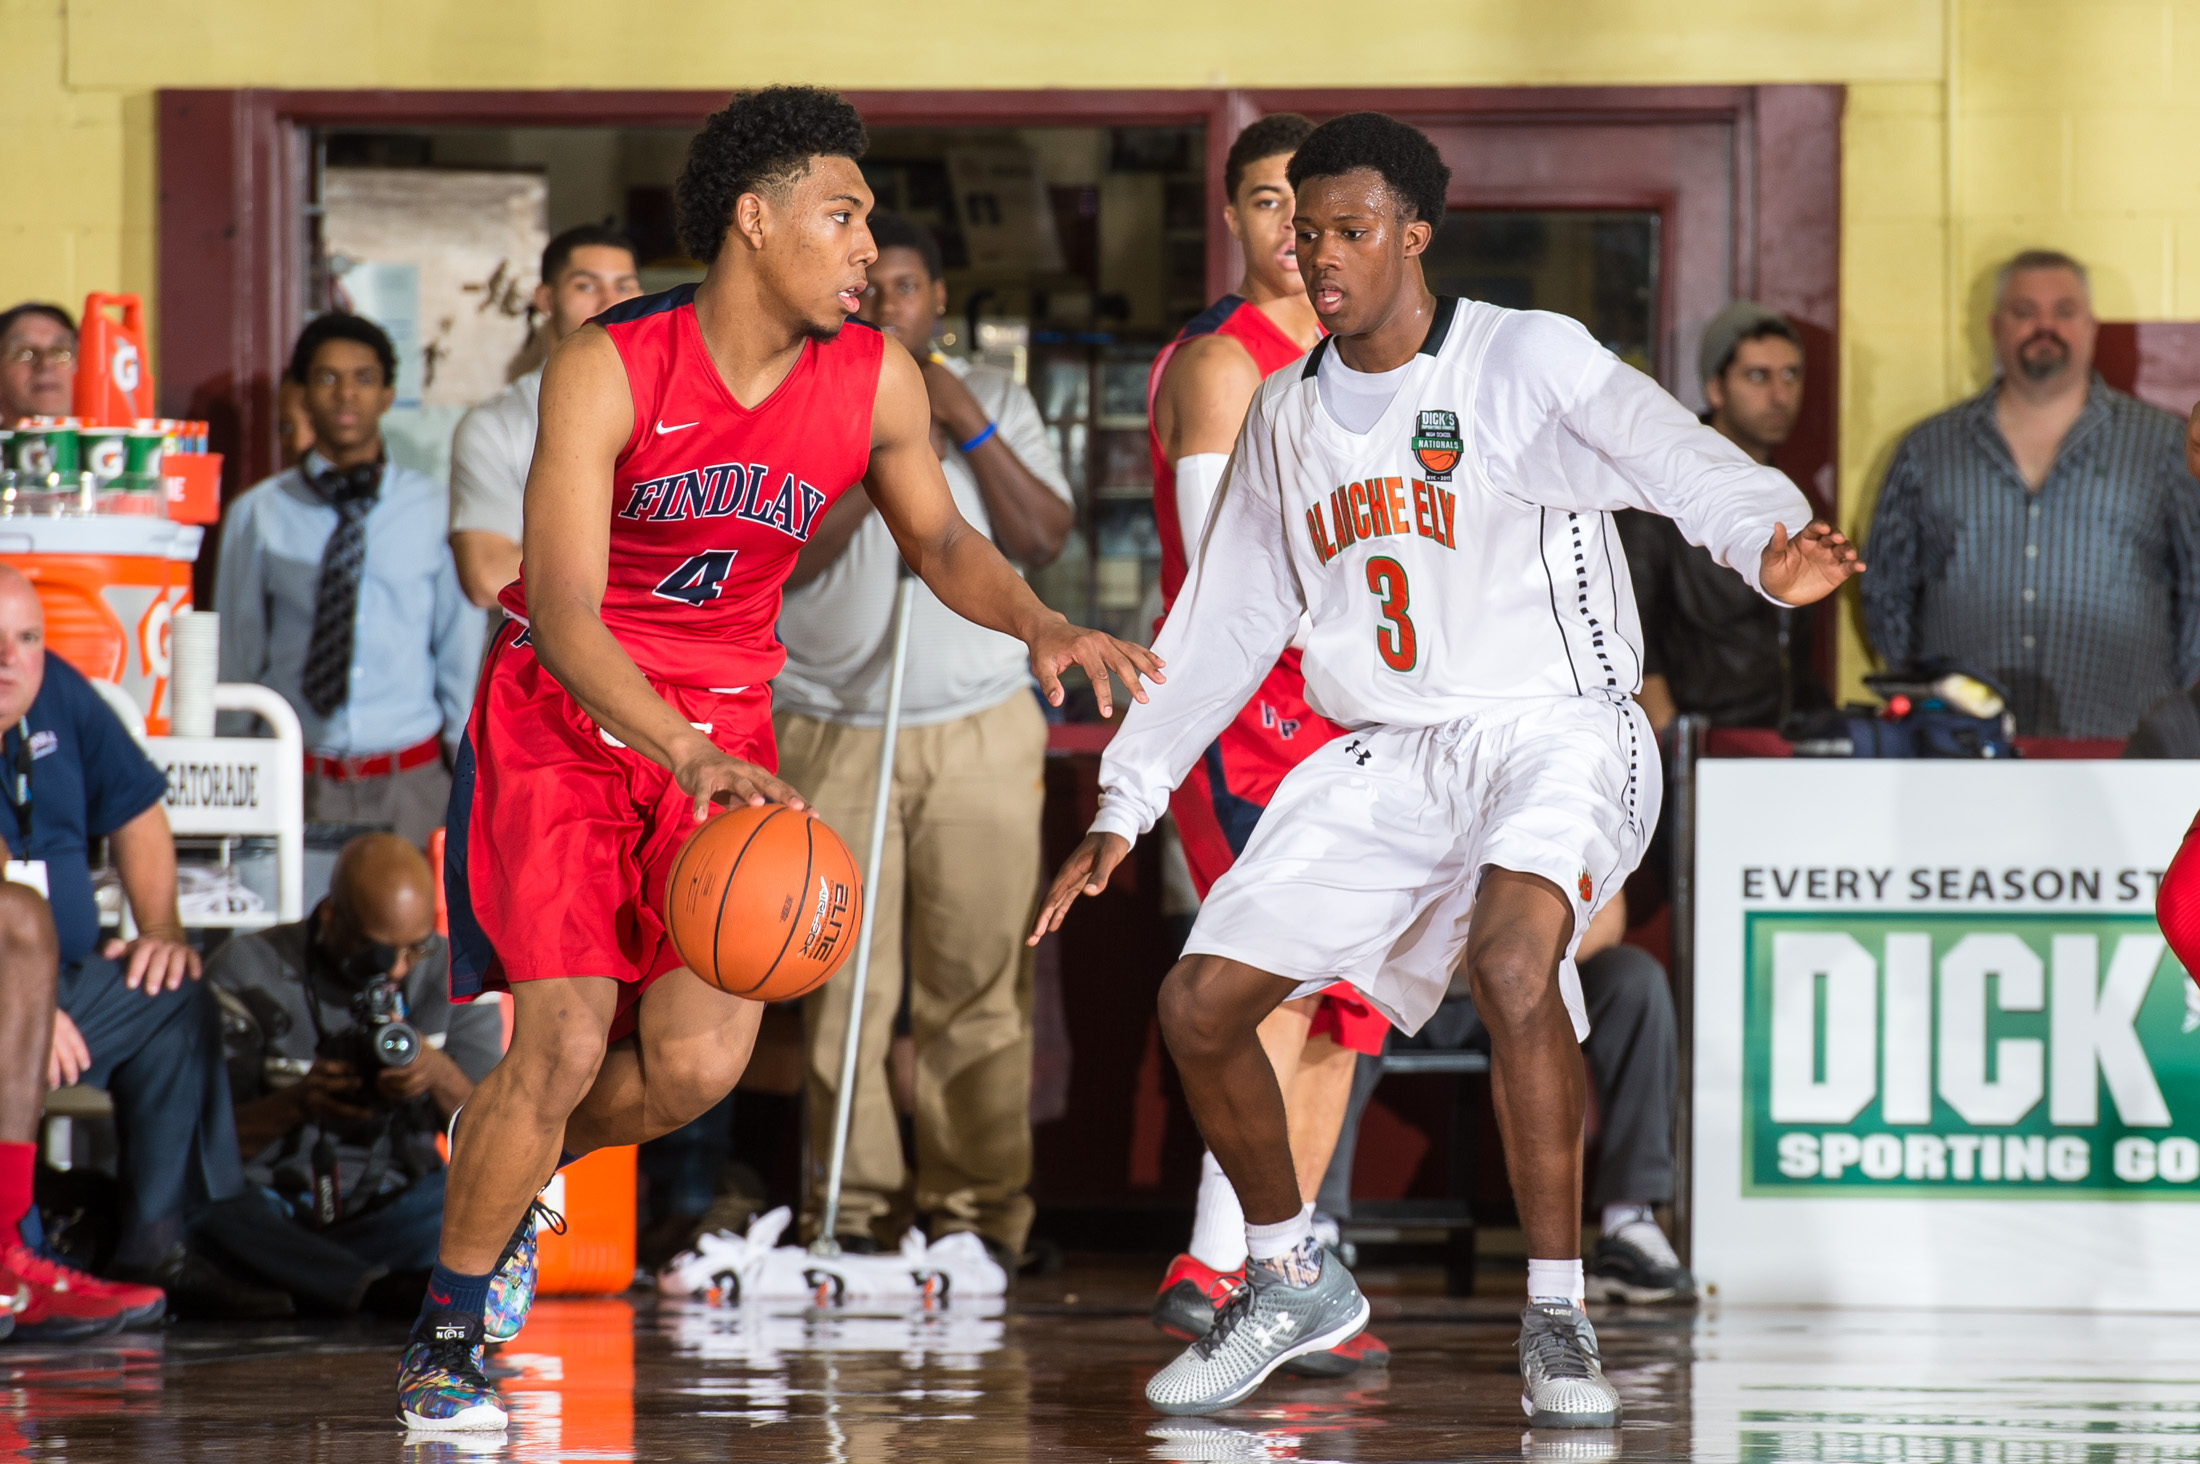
[{"left": 663, "top": 804, "right": 864, "bottom": 1001}]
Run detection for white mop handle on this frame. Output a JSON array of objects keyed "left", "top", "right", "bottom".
[{"left": 815, "top": 570, "right": 918, "bottom": 1250}]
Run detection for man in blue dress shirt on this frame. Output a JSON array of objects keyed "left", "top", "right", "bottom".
[{"left": 216, "top": 314, "right": 484, "bottom": 845}]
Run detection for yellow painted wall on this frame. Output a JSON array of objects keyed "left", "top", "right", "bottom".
[{"left": 2, "top": 0, "right": 2194, "bottom": 695}]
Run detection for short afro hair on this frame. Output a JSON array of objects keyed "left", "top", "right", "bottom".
[
  {"left": 288, "top": 312, "right": 396, "bottom": 388},
  {"left": 1224, "top": 113, "right": 1315, "bottom": 203},
  {"left": 1286, "top": 112, "right": 1451, "bottom": 227},
  {"left": 675, "top": 87, "right": 869, "bottom": 264},
  {"left": 867, "top": 213, "right": 944, "bottom": 282},
  {"left": 541, "top": 223, "right": 636, "bottom": 285}
]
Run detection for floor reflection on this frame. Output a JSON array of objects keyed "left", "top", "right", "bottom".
[{"left": 4, "top": 1265, "right": 2200, "bottom": 1461}]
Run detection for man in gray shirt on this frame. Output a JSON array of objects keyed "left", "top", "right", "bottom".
[
  {"left": 778, "top": 215, "right": 1073, "bottom": 1264},
  {"left": 210, "top": 834, "right": 501, "bottom": 1290},
  {"left": 1863, "top": 249, "right": 2200, "bottom": 739}
]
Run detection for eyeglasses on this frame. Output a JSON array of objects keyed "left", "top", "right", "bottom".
[{"left": 2, "top": 346, "right": 74, "bottom": 370}]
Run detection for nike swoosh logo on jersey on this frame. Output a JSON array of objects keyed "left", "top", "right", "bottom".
[{"left": 654, "top": 420, "right": 699, "bottom": 435}]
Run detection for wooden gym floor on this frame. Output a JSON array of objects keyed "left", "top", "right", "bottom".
[{"left": 3, "top": 1256, "right": 2193, "bottom": 1462}]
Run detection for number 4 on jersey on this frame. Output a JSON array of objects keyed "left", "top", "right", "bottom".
[
  {"left": 654, "top": 549, "right": 739, "bottom": 607},
  {"left": 1365, "top": 556, "right": 1418, "bottom": 672}
]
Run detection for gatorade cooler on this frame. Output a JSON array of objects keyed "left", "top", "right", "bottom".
[
  {"left": 536, "top": 1146, "right": 638, "bottom": 1296},
  {"left": 73, "top": 294, "right": 155, "bottom": 428},
  {"left": 0, "top": 517, "right": 200, "bottom": 733}
]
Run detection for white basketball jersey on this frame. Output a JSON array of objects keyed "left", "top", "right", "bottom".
[{"left": 1091, "top": 296, "right": 1811, "bottom": 847}]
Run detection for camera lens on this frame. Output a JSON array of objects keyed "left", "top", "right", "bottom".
[{"left": 373, "top": 1020, "right": 422, "bottom": 1068}]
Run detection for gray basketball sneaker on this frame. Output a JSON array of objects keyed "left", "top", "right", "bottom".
[
  {"left": 1517, "top": 1301, "right": 1622, "bottom": 1428},
  {"left": 1145, "top": 1254, "right": 1370, "bottom": 1416}
]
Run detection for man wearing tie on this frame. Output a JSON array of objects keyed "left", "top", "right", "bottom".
[{"left": 216, "top": 314, "right": 483, "bottom": 845}]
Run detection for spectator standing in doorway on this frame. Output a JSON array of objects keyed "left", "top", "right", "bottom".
[
  {"left": 0, "top": 303, "right": 76, "bottom": 428},
  {"left": 216, "top": 314, "right": 483, "bottom": 845},
  {"left": 1621, "top": 302, "right": 1829, "bottom": 732},
  {"left": 1863, "top": 250, "right": 2200, "bottom": 739},
  {"left": 448, "top": 225, "right": 644, "bottom": 610},
  {"left": 779, "top": 214, "right": 1073, "bottom": 1266}
]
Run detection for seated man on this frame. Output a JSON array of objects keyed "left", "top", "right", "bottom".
[
  {"left": 1319, "top": 898, "right": 1694, "bottom": 1304},
  {"left": 211, "top": 834, "right": 502, "bottom": 1306},
  {"left": 0, "top": 565, "right": 251, "bottom": 1338}
]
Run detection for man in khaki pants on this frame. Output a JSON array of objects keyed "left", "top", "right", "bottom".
[{"left": 776, "top": 215, "right": 1073, "bottom": 1264}]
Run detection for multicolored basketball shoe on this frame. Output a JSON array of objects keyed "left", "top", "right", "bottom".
[
  {"left": 396, "top": 1309, "right": 507, "bottom": 1431},
  {"left": 483, "top": 1196, "right": 564, "bottom": 1344}
]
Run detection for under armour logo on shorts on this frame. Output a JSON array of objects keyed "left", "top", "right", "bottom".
[{"left": 1345, "top": 739, "right": 1372, "bottom": 766}]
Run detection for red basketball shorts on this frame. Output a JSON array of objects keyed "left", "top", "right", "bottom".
[
  {"left": 446, "top": 627, "right": 775, "bottom": 1042},
  {"left": 1165, "top": 651, "right": 1388, "bottom": 1057}
]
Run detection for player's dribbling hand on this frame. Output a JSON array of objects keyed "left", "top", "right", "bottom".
[
  {"left": 1759, "top": 519, "right": 1864, "bottom": 606},
  {"left": 1027, "top": 831, "right": 1131, "bottom": 945},
  {"left": 672, "top": 744, "right": 807, "bottom": 823},
  {"left": 1027, "top": 618, "right": 1164, "bottom": 719}
]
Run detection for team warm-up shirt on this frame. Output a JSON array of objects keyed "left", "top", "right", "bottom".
[
  {"left": 497, "top": 283, "right": 885, "bottom": 688},
  {"left": 1090, "top": 297, "right": 1812, "bottom": 845}
]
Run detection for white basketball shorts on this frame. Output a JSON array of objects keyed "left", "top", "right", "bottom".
[{"left": 1180, "top": 694, "right": 1658, "bottom": 1040}]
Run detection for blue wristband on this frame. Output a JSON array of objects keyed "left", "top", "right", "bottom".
[{"left": 957, "top": 421, "right": 998, "bottom": 454}]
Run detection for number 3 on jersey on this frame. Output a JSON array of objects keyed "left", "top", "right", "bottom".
[
  {"left": 1365, "top": 556, "right": 1417, "bottom": 672},
  {"left": 654, "top": 549, "right": 739, "bottom": 607}
]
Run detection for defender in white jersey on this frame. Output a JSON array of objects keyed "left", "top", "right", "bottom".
[{"left": 1032, "top": 114, "right": 1862, "bottom": 1425}]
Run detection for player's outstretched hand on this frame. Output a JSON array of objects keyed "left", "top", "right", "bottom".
[
  {"left": 1760, "top": 519, "right": 1864, "bottom": 606},
  {"left": 1028, "top": 831, "right": 1131, "bottom": 945},
  {"left": 1027, "top": 617, "right": 1164, "bottom": 719},
  {"left": 673, "top": 744, "right": 807, "bottom": 823}
]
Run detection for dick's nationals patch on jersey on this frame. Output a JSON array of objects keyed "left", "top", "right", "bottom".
[{"left": 1411, "top": 410, "right": 1462, "bottom": 481}]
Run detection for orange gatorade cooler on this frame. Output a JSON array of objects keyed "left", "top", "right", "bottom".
[
  {"left": 536, "top": 1146, "right": 638, "bottom": 1296},
  {"left": 0, "top": 516, "right": 200, "bottom": 733},
  {"left": 73, "top": 294, "right": 155, "bottom": 427}
]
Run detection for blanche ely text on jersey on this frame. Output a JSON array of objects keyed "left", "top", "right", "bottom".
[{"left": 1091, "top": 301, "right": 1813, "bottom": 845}]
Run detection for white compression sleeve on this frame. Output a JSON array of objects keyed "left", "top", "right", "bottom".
[{"left": 1171, "top": 453, "right": 1230, "bottom": 566}]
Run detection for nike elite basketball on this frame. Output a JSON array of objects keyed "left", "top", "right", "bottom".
[{"left": 664, "top": 804, "right": 864, "bottom": 1001}]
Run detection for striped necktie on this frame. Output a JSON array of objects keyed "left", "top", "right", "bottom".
[{"left": 300, "top": 460, "right": 383, "bottom": 719}]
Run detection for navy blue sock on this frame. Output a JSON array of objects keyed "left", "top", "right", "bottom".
[{"left": 413, "top": 1262, "right": 494, "bottom": 1338}]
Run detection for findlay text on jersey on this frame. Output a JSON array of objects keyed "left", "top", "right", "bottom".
[
  {"left": 615, "top": 461, "right": 830, "bottom": 539},
  {"left": 1303, "top": 474, "right": 1458, "bottom": 564}
]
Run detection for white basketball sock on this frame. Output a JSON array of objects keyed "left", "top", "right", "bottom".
[
  {"left": 1244, "top": 1201, "right": 1317, "bottom": 1261},
  {"left": 1187, "top": 1151, "right": 1248, "bottom": 1271},
  {"left": 1527, "top": 1257, "right": 1585, "bottom": 1306}
]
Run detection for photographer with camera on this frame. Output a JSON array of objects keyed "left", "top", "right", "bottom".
[{"left": 209, "top": 834, "right": 500, "bottom": 1307}]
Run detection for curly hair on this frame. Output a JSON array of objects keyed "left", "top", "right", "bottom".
[
  {"left": 1224, "top": 114, "right": 1315, "bottom": 203},
  {"left": 674, "top": 87, "right": 869, "bottom": 264},
  {"left": 1286, "top": 112, "right": 1451, "bottom": 227}
]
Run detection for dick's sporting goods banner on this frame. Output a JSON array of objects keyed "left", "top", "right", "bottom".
[{"left": 1693, "top": 760, "right": 2200, "bottom": 1310}]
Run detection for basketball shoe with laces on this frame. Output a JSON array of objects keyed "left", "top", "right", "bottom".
[
  {"left": 1517, "top": 1301, "right": 1621, "bottom": 1427},
  {"left": 483, "top": 1196, "right": 563, "bottom": 1344},
  {"left": 397, "top": 1309, "right": 508, "bottom": 1431},
  {"left": 0, "top": 1241, "right": 137, "bottom": 1340},
  {"left": 1145, "top": 1247, "right": 1370, "bottom": 1415}
]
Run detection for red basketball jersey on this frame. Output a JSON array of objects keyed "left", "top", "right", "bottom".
[
  {"left": 1146, "top": 295, "right": 1312, "bottom": 609},
  {"left": 499, "top": 283, "right": 884, "bottom": 687}
]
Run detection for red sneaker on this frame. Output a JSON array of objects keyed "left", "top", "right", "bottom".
[
  {"left": 1150, "top": 1253, "right": 1244, "bottom": 1341},
  {"left": 0, "top": 1242, "right": 133, "bottom": 1341},
  {"left": 54, "top": 1265, "right": 164, "bottom": 1328}
]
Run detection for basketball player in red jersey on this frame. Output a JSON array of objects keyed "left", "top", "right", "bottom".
[
  {"left": 1143, "top": 114, "right": 1387, "bottom": 1372},
  {"left": 399, "top": 88, "right": 1158, "bottom": 1431}
]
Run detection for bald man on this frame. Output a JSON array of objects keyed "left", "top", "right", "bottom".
[
  {"left": 208, "top": 833, "right": 503, "bottom": 1308},
  {"left": 0, "top": 563, "right": 246, "bottom": 1334}
]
